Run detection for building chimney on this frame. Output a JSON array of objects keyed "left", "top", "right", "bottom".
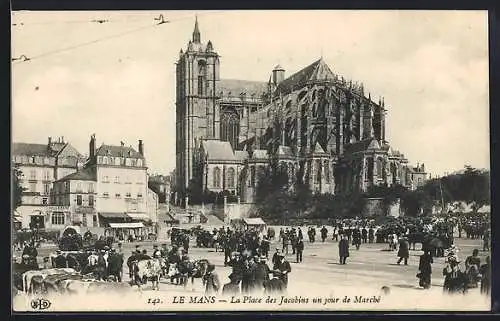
[
  {"left": 139, "top": 139, "right": 144, "bottom": 156},
  {"left": 61, "top": 136, "right": 65, "bottom": 143},
  {"left": 89, "top": 134, "right": 96, "bottom": 158},
  {"left": 48, "top": 137, "right": 52, "bottom": 146}
]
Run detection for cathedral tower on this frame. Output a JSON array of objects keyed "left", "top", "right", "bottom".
[{"left": 176, "top": 17, "right": 220, "bottom": 194}]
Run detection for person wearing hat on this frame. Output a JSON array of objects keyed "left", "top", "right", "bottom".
[
  {"left": 338, "top": 234, "right": 350, "bottom": 265},
  {"left": 271, "top": 248, "right": 281, "bottom": 267},
  {"left": 204, "top": 263, "right": 220, "bottom": 294},
  {"left": 127, "top": 250, "right": 138, "bottom": 278},
  {"left": 273, "top": 252, "right": 291, "bottom": 289},
  {"left": 107, "top": 248, "right": 123, "bottom": 282},
  {"left": 443, "top": 255, "right": 467, "bottom": 293},
  {"left": 479, "top": 256, "right": 490, "bottom": 295},
  {"left": 222, "top": 272, "right": 241, "bottom": 296},
  {"left": 160, "top": 244, "right": 168, "bottom": 258},
  {"left": 96, "top": 249, "right": 107, "bottom": 281},
  {"left": 417, "top": 249, "right": 433, "bottom": 289},
  {"left": 53, "top": 250, "right": 67, "bottom": 268},
  {"left": 116, "top": 242, "right": 124, "bottom": 256},
  {"left": 397, "top": 236, "right": 410, "bottom": 265},
  {"left": 152, "top": 244, "right": 162, "bottom": 258},
  {"left": 296, "top": 237, "right": 304, "bottom": 263},
  {"left": 252, "top": 255, "right": 270, "bottom": 293}
]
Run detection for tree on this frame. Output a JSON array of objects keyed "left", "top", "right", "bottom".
[{"left": 12, "top": 165, "right": 25, "bottom": 212}]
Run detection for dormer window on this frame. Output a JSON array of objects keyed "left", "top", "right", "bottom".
[
  {"left": 137, "top": 159, "right": 143, "bottom": 167},
  {"left": 103, "top": 157, "right": 108, "bottom": 165}
]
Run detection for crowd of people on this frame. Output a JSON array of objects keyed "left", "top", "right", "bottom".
[{"left": 13, "top": 211, "right": 491, "bottom": 298}]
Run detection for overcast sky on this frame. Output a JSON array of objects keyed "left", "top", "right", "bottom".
[{"left": 11, "top": 10, "right": 489, "bottom": 177}]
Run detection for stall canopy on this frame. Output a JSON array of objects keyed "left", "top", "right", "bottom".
[
  {"left": 243, "top": 218, "right": 266, "bottom": 226},
  {"left": 99, "top": 212, "right": 129, "bottom": 219},
  {"left": 127, "top": 213, "right": 150, "bottom": 221},
  {"left": 109, "top": 222, "right": 144, "bottom": 229}
]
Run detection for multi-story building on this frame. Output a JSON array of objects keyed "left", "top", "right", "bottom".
[
  {"left": 78, "top": 135, "right": 149, "bottom": 226},
  {"left": 48, "top": 135, "right": 159, "bottom": 234},
  {"left": 175, "top": 19, "right": 427, "bottom": 202},
  {"left": 12, "top": 136, "right": 84, "bottom": 229},
  {"left": 148, "top": 174, "right": 169, "bottom": 203},
  {"left": 51, "top": 167, "right": 98, "bottom": 229}
]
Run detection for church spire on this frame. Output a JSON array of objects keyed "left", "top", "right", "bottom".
[{"left": 193, "top": 16, "right": 201, "bottom": 43}]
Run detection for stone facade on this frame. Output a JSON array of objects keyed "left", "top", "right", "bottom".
[{"left": 175, "top": 19, "right": 427, "bottom": 202}]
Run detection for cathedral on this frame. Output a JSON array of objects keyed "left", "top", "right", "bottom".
[{"left": 175, "top": 18, "right": 427, "bottom": 203}]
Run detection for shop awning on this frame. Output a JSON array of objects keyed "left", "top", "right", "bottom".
[
  {"left": 99, "top": 212, "right": 129, "bottom": 219},
  {"left": 109, "top": 222, "right": 144, "bottom": 229},
  {"left": 127, "top": 213, "right": 150, "bottom": 221},
  {"left": 243, "top": 218, "right": 266, "bottom": 226}
]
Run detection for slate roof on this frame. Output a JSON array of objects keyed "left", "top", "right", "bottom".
[
  {"left": 12, "top": 143, "right": 51, "bottom": 157},
  {"left": 57, "top": 167, "right": 96, "bottom": 182},
  {"left": 277, "top": 145, "right": 294, "bottom": 158},
  {"left": 234, "top": 151, "right": 249, "bottom": 161},
  {"left": 96, "top": 144, "right": 144, "bottom": 159},
  {"left": 219, "top": 79, "right": 268, "bottom": 97},
  {"left": 276, "top": 58, "right": 336, "bottom": 95},
  {"left": 12, "top": 142, "right": 83, "bottom": 159},
  {"left": 202, "top": 140, "right": 236, "bottom": 161},
  {"left": 344, "top": 138, "right": 378, "bottom": 155}
]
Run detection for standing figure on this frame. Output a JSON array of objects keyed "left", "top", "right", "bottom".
[
  {"left": 296, "top": 238, "right": 304, "bottom": 263},
  {"left": 465, "top": 249, "right": 481, "bottom": 288},
  {"left": 397, "top": 237, "right": 410, "bottom": 265},
  {"left": 417, "top": 249, "right": 433, "bottom": 289},
  {"left": 479, "top": 256, "right": 490, "bottom": 295},
  {"left": 338, "top": 235, "right": 350, "bottom": 265},
  {"left": 273, "top": 253, "right": 291, "bottom": 289},
  {"left": 321, "top": 226, "right": 328, "bottom": 242}
]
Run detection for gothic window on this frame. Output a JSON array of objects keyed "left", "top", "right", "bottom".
[
  {"left": 250, "top": 166, "right": 256, "bottom": 187},
  {"left": 315, "top": 159, "right": 322, "bottom": 184},
  {"left": 376, "top": 158, "right": 384, "bottom": 178},
  {"left": 366, "top": 157, "right": 374, "bottom": 181},
  {"left": 220, "top": 110, "right": 240, "bottom": 149},
  {"left": 324, "top": 160, "right": 330, "bottom": 183},
  {"left": 391, "top": 163, "right": 397, "bottom": 185},
  {"left": 213, "top": 167, "right": 221, "bottom": 188},
  {"left": 226, "top": 167, "right": 235, "bottom": 189},
  {"left": 198, "top": 60, "right": 206, "bottom": 96}
]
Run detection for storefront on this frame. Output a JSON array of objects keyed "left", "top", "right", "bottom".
[{"left": 106, "top": 222, "right": 145, "bottom": 241}]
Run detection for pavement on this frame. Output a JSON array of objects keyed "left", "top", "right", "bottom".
[{"left": 12, "top": 234, "right": 490, "bottom": 311}]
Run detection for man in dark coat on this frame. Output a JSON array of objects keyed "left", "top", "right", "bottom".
[
  {"left": 479, "top": 256, "right": 490, "bottom": 295},
  {"left": 321, "top": 226, "right": 328, "bottom": 242},
  {"left": 107, "top": 249, "right": 123, "bottom": 282},
  {"left": 252, "top": 255, "right": 270, "bottom": 292},
  {"left": 338, "top": 235, "right": 349, "bottom": 265},
  {"left": 296, "top": 238, "right": 304, "bottom": 263},
  {"left": 273, "top": 253, "right": 291, "bottom": 289},
  {"left": 417, "top": 249, "right": 433, "bottom": 289},
  {"left": 368, "top": 228, "right": 375, "bottom": 244},
  {"left": 222, "top": 273, "right": 241, "bottom": 296},
  {"left": 362, "top": 228, "right": 368, "bottom": 244},
  {"left": 126, "top": 250, "right": 137, "bottom": 278},
  {"left": 53, "top": 250, "right": 67, "bottom": 268},
  {"left": 397, "top": 237, "right": 410, "bottom": 265}
]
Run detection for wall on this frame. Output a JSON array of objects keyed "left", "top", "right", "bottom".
[
  {"left": 95, "top": 166, "right": 148, "bottom": 214},
  {"left": 205, "top": 163, "right": 240, "bottom": 193},
  {"left": 147, "top": 188, "right": 159, "bottom": 223}
]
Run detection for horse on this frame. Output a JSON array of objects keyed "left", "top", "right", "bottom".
[{"left": 130, "top": 259, "right": 162, "bottom": 291}]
